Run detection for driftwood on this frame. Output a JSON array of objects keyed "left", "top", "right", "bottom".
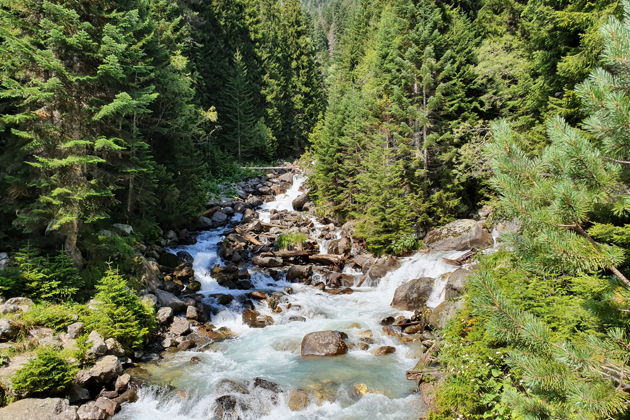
[
  {"left": 260, "top": 250, "right": 317, "bottom": 258},
  {"left": 308, "top": 254, "right": 345, "bottom": 265},
  {"left": 235, "top": 227, "right": 262, "bottom": 246},
  {"left": 443, "top": 250, "right": 475, "bottom": 266}
]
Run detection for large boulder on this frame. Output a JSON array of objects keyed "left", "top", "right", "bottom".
[
  {"left": 75, "top": 355, "right": 122, "bottom": 387},
  {"left": 301, "top": 330, "right": 348, "bottom": 357},
  {"left": 0, "top": 398, "right": 77, "bottom": 420},
  {"left": 286, "top": 265, "right": 312, "bottom": 282},
  {"left": 425, "top": 219, "right": 493, "bottom": 251},
  {"left": 292, "top": 194, "right": 308, "bottom": 211},
  {"left": 428, "top": 298, "right": 465, "bottom": 329},
  {"left": 212, "top": 265, "right": 253, "bottom": 289},
  {"left": 212, "top": 211, "right": 229, "bottom": 225},
  {"left": 158, "top": 251, "right": 181, "bottom": 268},
  {"left": 169, "top": 317, "right": 191, "bottom": 336},
  {"left": 139, "top": 257, "right": 163, "bottom": 293},
  {"left": 366, "top": 256, "right": 399, "bottom": 281},
  {"left": 329, "top": 237, "right": 352, "bottom": 255},
  {"left": 86, "top": 331, "right": 107, "bottom": 359},
  {"left": 390, "top": 277, "right": 434, "bottom": 311},
  {"left": 155, "top": 289, "right": 186, "bottom": 313}
]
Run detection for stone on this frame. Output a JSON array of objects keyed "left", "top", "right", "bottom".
[
  {"left": 215, "top": 379, "right": 249, "bottom": 395},
  {"left": 157, "top": 251, "right": 181, "bottom": 268},
  {"left": 86, "top": 330, "right": 107, "bottom": 359},
  {"left": 366, "top": 256, "right": 399, "bottom": 281},
  {"left": 185, "top": 305, "right": 198, "bottom": 320},
  {"left": 289, "top": 316, "right": 306, "bottom": 322},
  {"left": 94, "top": 397, "right": 118, "bottom": 417},
  {"left": 288, "top": 389, "right": 309, "bottom": 411},
  {"left": 371, "top": 346, "right": 396, "bottom": 356},
  {"left": 250, "top": 291, "right": 266, "bottom": 300},
  {"left": 329, "top": 237, "right": 352, "bottom": 255},
  {"left": 390, "top": 277, "right": 434, "bottom": 310},
  {"left": 242, "top": 309, "right": 272, "bottom": 328},
  {"left": 428, "top": 299, "right": 465, "bottom": 329},
  {"left": 286, "top": 265, "right": 312, "bottom": 282},
  {"left": 139, "top": 257, "right": 163, "bottom": 293},
  {"left": 77, "top": 401, "right": 107, "bottom": 420},
  {"left": 114, "top": 373, "right": 131, "bottom": 393},
  {"left": 353, "top": 384, "right": 369, "bottom": 397},
  {"left": 212, "top": 211, "right": 228, "bottom": 224},
  {"left": 0, "top": 398, "right": 77, "bottom": 420},
  {"left": 68, "top": 383, "right": 90, "bottom": 404},
  {"left": 5, "top": 297, "right": 34, "bottom": 310},
  {"left": 425, "top": 219, "right": 493, "bottom": 251},
  {"left": 176, "top": 251, "right": 194, "bottom": 264},
  {"left": 187, "top": 280, "right": 202, "bottom": 293},
  {"left": 292, "top": 193, "right": 308, "bottom": 211},
  {"left": 169, "top": 317, "right": 191, "bottom": 336},
  {"left": 0, "top": 318, "right": 19, "bottom": 342},
  {"left": 382, "top": 326, "right": 402, "bottom": 337},
  {"left": 198, "top": 216, "right": 213, "bottom": 228},
  {"left": 214, "top": 395, "right": 248, "bottom": 419},
  {"left": 173, "top": 265, "right": 194, "bottom": 280},
  {"left": 112, "top": 223, "right": 133, "bottom": 236},
  {"left": 252, "top": 256, "right": 283, "bottom": 268},
  {"left": 155, "top": 289, "right": 186, "bottom": 313},
  {"left": 444, "top": 268, "right": 472, "bottom": 300},
  {"left": 156, "top": 306, "right": 174, "bottom": 324},
  {"left": 253, "top": 377, "right": 282, "bottom": 393},
  {"left": 105, "top": 338, "right": 125, "bottom": 356},
  {"left": 67, "top": 322, "right": 84, "bottom": 339},
  {"left": 113, "top": 388, "right": 138, "bottom": 405},
  {"left": 301, "top": 330, "right": 348, "bottom": 357},
  {"left": 0, "top": 304, "right": 19, "bottom": 314},
  {"left": 76, "top": 355, "right": 123, "bottom": 387}
]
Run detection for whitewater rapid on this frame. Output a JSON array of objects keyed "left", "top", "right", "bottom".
[{"left": 116, "top": 175, "right": 469, "bottom": 420}]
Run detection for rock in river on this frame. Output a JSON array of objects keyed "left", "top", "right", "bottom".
[
  {"left": 301, "top": 330, "right": 348, "bottom": 357},
  {"left": 390, "top": 277, "right": 434, "bottom": 310}
]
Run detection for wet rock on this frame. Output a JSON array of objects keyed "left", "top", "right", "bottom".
[
  {"left": 173, "top": 265, "right": 194, "bottom": 281},
  {"left": 366, "top": 256, "right": 399, "bottom": 281},
  {"left": 76, "top": 355, "right": 122, "bottom": 387},
  {"left": 155, "top": 289, "right": 186, "bottom": 313},
  {"left": 313, "top": 282, "right": 325, "bottom": 291},
  {"left": 188, "top": 356, "right": 202, "bottom": 365},
  {"left": 252, "top": 256, "right": 283, "bottom": 268},
  {"left": 113, "top": 388, "right": 138, "bottom": 405},
  {"left": 242, "top": 309, "right": 273, "bottom": 328},
  {"left": 156, "top": 306, "right": 174, "bottom": 324},
  {"left": 286, "top": 265, "right": 312, "bottom": 282},
  {"left": 326, "top": 272, "right": 354, "bottom": 288},
  {"left": 169, "top": 317, "right": 191, "bottom": 336},
  {"left": 250, "top": 291, "right": 267, "bottom": 300},
  {"left": 213, "top": 395, "right": 248, "bottom": 419},
  {"left": 94, "top": 397, "right": 118, "bottom": 417},
  {"left": 372, "top": 346, "right": 396, "bottom": 356},
  {"left": 0, "top": 398, "right": 77, "bottom": 420},
  {"left": 253, "top": 377, "right": 283, "bottom": 393},
  {"left": 198, "top": 216, "right": 213, "bottom": 228},
  {"left": 86, "top": 331, "right": 108, "bottom": 359},
  {"left": 390, "top": 277, "right": 434, "bottom": 310},
  {"left": 353, "top": 383, "right": 369, "bottom": 397},
  {"left": 382, "top": 326, "right": 402, "bottom": 337},
  {"left": 212, "top": 211, "right": 229, "bottom": 225},
  {"left": 289, "top": 316, "right": 306, "bottom": 322},
  {"left": 380, "top": 316, "right": 395, "bottom": 326},
  {"left": 292, "top": 193, "right": 308, "bottom": 211},
  {"left": 215, "top": 379, "right": 249, "bottom": 395},
  {"left": 288, "top": 389, "right": 309, "bottom": 411},
  {"left": 215, "top": 294, "right": 234, "bottom": 306},
  {"left": 187, "top": 280, "right": 202, "bottom": 293},
  {"left": 301, "top": 330, "right": 348, "bottom": 357},
  {"left": 176, "top": 251, "right": 194, "bottom": 264},
  {"left": 67, "top": 322, "right": 84, "bottom": 339},
  {"left": 425, "top": 219, "right": 493, "bottom": 251}
]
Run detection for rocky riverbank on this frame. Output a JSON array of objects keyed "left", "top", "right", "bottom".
[{"left": 0, "top": 166, "right": 503, "bottom": 419}]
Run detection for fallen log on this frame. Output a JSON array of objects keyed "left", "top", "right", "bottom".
[
  {"left": 260, "top": 250, "right": 317, "bottom": 258},
  {"left": 443, "top": 250, "right": 475, "bottom": 266},
  {"left": 235, "top": 227, "right": 262, "bottom": 246},
  {"left": 309, "top": 254, "right": 345, "bottom": 265}
]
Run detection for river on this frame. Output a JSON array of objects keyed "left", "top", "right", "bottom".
[{"left": 116, "top": 175, "right": 469, "bottom": 420}]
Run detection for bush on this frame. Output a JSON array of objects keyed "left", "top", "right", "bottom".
[
  {"left": 12, "top": 247, "right": 83, "bottom": 302},
  {"left": 21, "top": 303, "right": 83, "bottom": 331},
  {"left": 83, "top": 266, "right": 155, "bottom": 350},
  {"left": 275, "top": 233, "right": 307, "bottom": 251},
  {"left": 11, "top": 347, "right": 76, "bottom": 397}
]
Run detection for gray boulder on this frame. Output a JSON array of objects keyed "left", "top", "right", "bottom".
[
  {"left": 286, "top": 265, "right": 312, "bottom": 282},
  {"left": 0, "top": 318, "right": 19, "bottom": 341},
  {"left": 390, "top": 277, "right": 434, "bottom": 310},
  {"left": 212, "top": 211, "right": 229, "bottom": 224},
  {"left": 0, "top": 398, "right": 77, "bottom": 420},
  {"left": 292, "top": 194, "right": 308, "bottom": 211},
  {"left": 301, "top": 330, "right": 348, "bottom": 357},
  {"left": 428, "top": 299, "right": 465, "bottom": 329},
  {"left": 75, "top": 355, "right": 122, "bottom": 387},
  {"left": 86, "top": 330, "right": 107, "bottom": 359},
  {"left": 156, "top": 306, "right": 174, "bottom": 324},
  {"left": 425, "top": 219, "right": 493, "bottom": 251},
  {"left": 252, "top": 256, "right": 283, "bottom": 268},
  {"left": 169, "top": 317, "right": 191, "bottom": 336},
  {"left": 155, "top": 289, "right": 186, "bottom": 313},
  {"left": 67, "top": 322, "right": 84, "bottom": 339}
]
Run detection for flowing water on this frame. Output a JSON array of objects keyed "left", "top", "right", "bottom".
[{"left": 117, "top": 175, "right": 470, "bottom": 420}]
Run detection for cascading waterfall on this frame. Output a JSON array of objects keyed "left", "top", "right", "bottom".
[{"left": 116, "top": 174, "right": 473, "bottom": 420}]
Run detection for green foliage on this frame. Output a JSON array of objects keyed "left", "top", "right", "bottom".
[
  {"left": 21, "top": 303, "right": 83, "bottom": 332},
  {"left": 83, "top": 266, "right": 155, "bottom": 350},
  {"left": 11, "top": 347, "right": 76, "bottom": 398},
  {"left": 10, "top": 247, "right": 83, "bottom": 302},
  {"left": 275, "top": 233, "right": 308, "bottom": 251}
]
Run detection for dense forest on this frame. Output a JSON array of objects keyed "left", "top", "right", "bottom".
[{"left": 0, "top": 0, "right": 629, "bottom": 418}]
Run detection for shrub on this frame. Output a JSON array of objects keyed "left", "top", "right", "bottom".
[
  {"left": 83, "top": 266, "right": 155, "bottom": 350},
  {"left": 275, "top": 233, "right": 307, "bottom": 250},
  {"left": 21, "top": 303, "right": 83, "bottom": 331},
  {"left": 11, "top": 347, "right": 76, "bottom": 397},
  {"left": 12, "top": 247, "right": 83, "bottom": 302}
]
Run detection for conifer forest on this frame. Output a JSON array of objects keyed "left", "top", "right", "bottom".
[{"left": 0, "top": 0, "right": 629, "bottom": 419}]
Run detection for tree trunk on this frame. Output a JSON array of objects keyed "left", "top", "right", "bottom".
[{"left": 64, "top": 219, "right": 84, "bottom": 268}]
